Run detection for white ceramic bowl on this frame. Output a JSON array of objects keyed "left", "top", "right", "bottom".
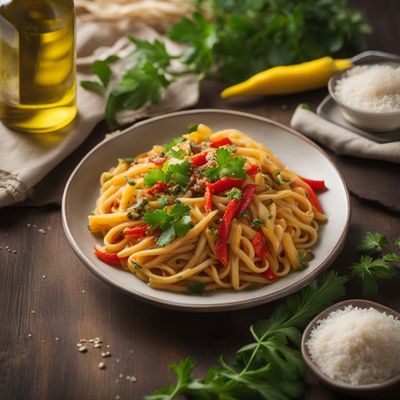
[
  {"left": 62, "top": 109, "right": 350, "bottom": 311},
  {"left": 328, "top": 63, "right": 400, "bottom": 132}
]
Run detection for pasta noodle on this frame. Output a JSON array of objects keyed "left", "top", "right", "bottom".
[{"left": 89, "top": 124, "right": 327, "bottom": 294}]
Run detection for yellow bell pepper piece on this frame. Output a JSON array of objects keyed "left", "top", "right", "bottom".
[{"left": 220, "top": 56, "right": 352, "bottom": 98}]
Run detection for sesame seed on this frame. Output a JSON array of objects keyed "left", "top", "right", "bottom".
[
  {"left": 106, "top": 344, "right": 111, "bottom": 349},
  {"left": 38, "top": 228, "right": 46, "bottom": 234},
  {"left": 7, "top": 248, "right": 11, "bottom": 252},
  {"left": 98, "top": 362, "right": 106, "bottom": 369},
  {"left": 77, "top": 343, "right": 82, "bottom": 347},
  {"left": 28, "top": 334, "right": 32, "bottom": 338},
  {"left": 42, "top": 275, "right": 47, "bottom": 279},
  {"left": 89, "top": 339, "right": 94, "bottom": 343},
  {"left": 130, "top": 376, "right": 137, "bottom": 383},
  {"left": 119, "top": 374, "right": 124, "bottom": 378},
  {"left": 31, "top": 310, "right": 35, "bottom": 315},
  {"left": 78, "top": 346, "right": 88, "bottom": 353},
  {"left": 79, "top": 339, "right": 87, "bottom": 343},
  {"left": 12, "top": 250, "right": 16, "bottom": 253},
  {"left": 94, "top": 343, "right": 101, "bottom": 348},
  {"left": 101, "top": 351, "right": 111, "bottom": 358},
  {"left": 47, "top": 226, "right": 52, "bottom": 231},
  {"left": 55, "top": 337, "right": 59, "bottom": 341},
  {"left": 27, "top": 224, "right": 31, "bottom": 228},
  {"left": 81, "top": 290, "right": 86, "bottom": 294}
]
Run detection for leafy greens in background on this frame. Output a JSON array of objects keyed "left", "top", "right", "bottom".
[
  {"left": 351, "top": 232, "right": 400, "bottom": 298},
  {"left": 82, "top": 0, "right": 371, "bottom": 128},
  {"left": 145, "top": 272, "right": 347, "bottom": 400}
]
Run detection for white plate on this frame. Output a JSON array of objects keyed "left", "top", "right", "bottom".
[{"left": 62, "top": 109, "right": 350, "bottom": 311}]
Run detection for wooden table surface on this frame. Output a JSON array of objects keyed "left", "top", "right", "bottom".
[{"left": 1, "top": 1, "right": 400, "bottom": 399}]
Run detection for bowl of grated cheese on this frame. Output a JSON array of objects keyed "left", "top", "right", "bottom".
[
  {"left": 301, "top": 299, "right": 400, "bottom": 395},
  {"left": 328, "top": 63, "right": 400, "bottom": 132}
]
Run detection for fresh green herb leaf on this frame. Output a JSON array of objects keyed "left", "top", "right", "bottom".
[
  {"left": 204, "top": 147, "right": 246, "bottom": 181},
  {"left": 299, "top": 250, "right": 311, "bottom": 269},
  {"left": 80, "top": 80, "right": 105, "bottom": 93},
  {"left": 92, "top": 60, "right": 112, "bottom": 88},
  {"left": 226, "top": 187, "right": 242, "bottom": 201},
  {"left": 251, "top": 218, "right": 265, "bottom": 230},
  {"left": 351, "top": 254, "right": 397, "bottom": 298},
  {"left": 187, "top": 282, "right": 206, "bottom": 295},
  {"left": 127, "top": 212, "right": 138, "bottom": 220},
  {"left": 128, "top": 37, "right": 172, "bottom": 69},
  {"left": 104, "top": 55, "right": 120, "bottom": 64},
  {"left": 209, "top": 227, "right": 218, "bottom": 236},
  {"left": 125, "top": 176, "right": 136, "bottom": 186},
  {"left": 144, "top": 203, "right": 193, "bottom": 247},
  {"left": 145, "top": 272, "right": 347, "bottom": 400},
  {"left": 106, "top": 62, "right": 169, "bottom": 127},
  {"left": 144, "top": 169, "right": 168, "bottom": 188},
  {"left": 358, "top": 232, "right": 389, "bottom": 253},
  {"left": 186, "top": 124, "right": 199, "bottom": 133},
  {"left": 168, "top": 12, "right": 216, "bottom": 75}
]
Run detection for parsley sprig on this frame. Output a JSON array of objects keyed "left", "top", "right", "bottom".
[
  {"left": 351, "top": 232, "right": 400, "bottom": 298},
  {"left": 144, "top": 161, "right": 191, "bottom": 191},
  {"left": 145, "top": 272, "right": 347, "bottom": 400},
  {"left": 144, "top": 202, "right": 193, "bottom": 247},
  {"left": 204, "top": 147, "right": 246, "bottom": 182}
]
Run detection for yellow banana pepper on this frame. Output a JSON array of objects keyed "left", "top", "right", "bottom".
[{"left": 220, "top": 56, "right": 352, "bottom": 98}]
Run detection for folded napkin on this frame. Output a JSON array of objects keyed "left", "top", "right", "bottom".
[
  {"left": 291, "top": 107, "right": 400, "bottom": 164},
  {"left": 0, "top": 18, "right": 198, "bottom": 208}
]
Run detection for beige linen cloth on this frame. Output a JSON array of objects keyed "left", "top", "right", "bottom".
[
  {"left": 291, "top": 106, "right": 400, "bottom": 164},
  {"left": 0, "top": 18, "right": 199, "bottom": 208}
]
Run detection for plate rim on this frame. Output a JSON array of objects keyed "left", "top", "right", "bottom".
[{"left": 62, "top": 108, "right": 351, "bottom": 312}]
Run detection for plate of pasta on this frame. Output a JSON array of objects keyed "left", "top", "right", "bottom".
[{"left": 62, "top": 109, "right": 350, "bottom": 311}]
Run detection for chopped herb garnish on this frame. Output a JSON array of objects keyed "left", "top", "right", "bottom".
[
  {"left": 299, "top": 250, "right": 311, "bottom": 269},
  {"left": 251, "top": 218, "right": 265, "bottom": 230},
  {"left": 158, "top": 196, "right": 169, "bottom": 208},
  {"left": 143, "top": 169, "right": 168, "bottom": 188},
  {"left": 119, "top": 157, "right": 135, "bottom": 164},
  {"left": 105, "top": 175, "right": 114, "bottom": 182},
  {"left": 187, "top": 282, "right": 206, "bottom": 295},
  {"left": 144, "top": 160, "right": 191, "bottom": 190},
  {"left": 186, "top": 124, "right": 199, "bottom": 133},
  {"left": 209, "top": 227, "right": 218, "bottom": 236},
  {"left": 299, "top": 102, "right": 311, "bottom": 110},
  {"left": 204, "top": 147, "right": 246, "bottom": 182},
  {"left": 226, "top": 187, "right": 242, "bottom": 201},
  {"left": 134, "top": 197, "right": 149, "bottom": 214},
  {"left": 239, "top": 210, "right": 250, "bottom": 218},
  {"left": 125, "top": 176, "right": 136, "bottom": 186},
  {"left": 133, "top": 262, "right": 142, "bottom": 270},
  {"left": 144, "top": 202, "right": 193, "bottom": 247}
]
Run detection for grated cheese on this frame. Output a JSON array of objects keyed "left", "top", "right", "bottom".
[
  {"left": 335, "top": 64, "right": 400, "bottom": 112},
  {"left": 306, "top": 306, "right": 400, "bottom": 385}
]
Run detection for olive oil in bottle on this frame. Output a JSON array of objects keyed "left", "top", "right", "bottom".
[{"left": 0, "top": 0, "right": 77, "bottom": 133}]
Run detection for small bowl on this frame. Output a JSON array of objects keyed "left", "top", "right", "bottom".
[
  {"left": 328, "top": 64, "right": 400, "bottom": 132},
  {"left": 301, "top": 299, "right": 400, "bottom": 395}
]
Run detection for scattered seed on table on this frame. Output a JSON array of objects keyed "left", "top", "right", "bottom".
[
  {"left": 38, "top": 228, "right": 46, "bottom": 234},
  {"left": 98, "top": 362, "right": 106, "bottom": 369},
  {"left": 42, "top": 275, "right": 47, "bottom": 279},
  {"left": 28, "top": 334, "right": 32, "bottom": 338},
  {"left": 81, "top": 290, "right": 86, "bottom": 294},
  {"left": 94, "top": 343, "right": 101, "bottom": 348},
  {"left": 31, "top": 310, "right": 35, "bottom": 315},
  {"left": 101, "top": 351, "right": 111, "bottom": 358},
  {"left": 129, "top": 376, "right": 137, "bottom": 383},
  {"left": 55, "top": 337, "right": 59, "bottom": 342},
  {"left": 119, "top": 373, "right": 124, "bottom": 378},
  {"left": 78, "top": 346, "right": 87, "bottom": 353}
]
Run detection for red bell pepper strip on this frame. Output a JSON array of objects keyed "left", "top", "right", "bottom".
[
  {"left": 147, "top": 182, "right": 168, "bottom": 196},
  {"left": 291, "top": 179, "right": 323, "bottom": 213},
  {"left": 204, "top": 183, "right": 213, "bottom": 213},
  {"left": 247, "top": 164, "right": 260, "bottom": 175},
  {"left": 150, "top": 156, "right": 166, "bottom": 165},
  {"left": 252, "top": 231, "right": 268, "bottom": 259},
  {"left": 124, "top": 225, "right": 149, "bottom": 237},
  {"left": 191, "top": 152, "right": 208, "bottom": 167},
  {"left": 236, "top": 184, "right": 256, "bottom": 216},
  {"left": 209, "top": 177, "right": 245, "bottom": 194},
  {"left": 264, "top": 269, "right": 278, "bottom": 281},
  {"left": 299, "top": 176, "right": 326, "bottom": 191},
  {"left": 215, "top": 184, "right": 256, "bottom": 267},
  {"left": 215, "top": 198, "right": 239, "bottom": 267},
  {"left": 210, "top": 137, "right": 232, "bottom": 148},
  {"left": 94, "top": 246, "right": 120, "bottom": 266}
]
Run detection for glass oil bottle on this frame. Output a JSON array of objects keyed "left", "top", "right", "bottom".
[{"left": 0, "top": 0, "right": 77, "bottom": 133}]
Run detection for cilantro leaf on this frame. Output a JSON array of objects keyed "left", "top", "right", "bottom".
[
  {"left": 119, "top": 157, "right": 135, "bottom": 164},
  {"left": 144, "top": 169, "right": 168, "bottom": 188},
  {"left": 204, "top": 147, "right": 246, "bottom": 181},
  {"left": 106, "top": 62, "right": 169, "bottom": 127},
  {"left": 167, "top": 161, "right": 191, "bottom": 188},
  {"left": 144, "top": 203, "right": 193, "bottom": 247},
  {"left": 92, "top": 60, "right": 113, "bottom": 87},
  {"left": 351, "top": 254, "right": 397, "bottom": 298},
  {"left": 128, "top": 37, "right": 172, "bottom": 69},
  {"left": 125, "top": 176, "right": 136, "bottom": 186},
  {"left": 186, "top": 124, "right": 199, "bottom": 133},
  {"left": 168, "top": 12, "right": 216, "bottom": 74},
  {"left": 358, "top": 232, "right": 389, "bottom": 253},
  {"left": 158, "top": 196, "right": 169, "bottom": 208},
  {"left": 80, "top": 80, "right": 104, "bottom": 93}
]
